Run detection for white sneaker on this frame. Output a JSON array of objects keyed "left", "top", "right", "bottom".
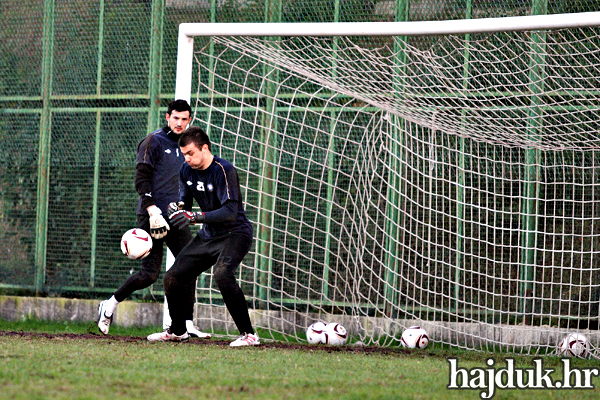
[
  {"left": 97, "top": 300, "right": 113, "bottom": 335},
  {"left": 147, "top": 330, "right": 190, "bottom": 342},
  {"left": 186, "top": 322, "right": 211, "bottom": 339},
  {"left": 230, "top": 333, "right": 260, "bottom": 347}
]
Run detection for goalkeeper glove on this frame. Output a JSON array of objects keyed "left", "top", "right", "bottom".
[
  {"left": 169, "top": 209, "right": 205, "bottom": 229},
  {"left": 167, "top": 201, "right": 185, "bottom": 219},
  {"left": 147, "top": 205, "right": 170, "bottom": 239}
]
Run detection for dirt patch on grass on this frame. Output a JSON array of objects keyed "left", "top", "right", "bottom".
[{"left": 0, "top": 329, "right": 416, "bottom": 356}]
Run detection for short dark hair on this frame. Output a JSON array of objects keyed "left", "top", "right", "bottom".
[
  {"left": 179, "top": 126, "right": 211, "bottom": 151},
  {"left": 167, "top": 99, "right": 192, "bottom": 115}
]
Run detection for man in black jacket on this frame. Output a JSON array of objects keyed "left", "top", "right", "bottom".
[{"left": 147, "top": 126, "right": 258, "bottom": 347}]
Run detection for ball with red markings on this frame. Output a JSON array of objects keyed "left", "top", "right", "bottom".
[
  {"left": 560, "top": 333, "right": 589, "bottom": 358},
  {"left": 323, "top": 322, "right": 348, "bottom": 346},
  {"left": 306, "top": 322, "right": 327, "bottom": 344},
  {"left": 120, "top": 228, "right": 153, "bottom": 260},
  {"left": 401, "top": 326, "right": 429, "bottom": 349}
]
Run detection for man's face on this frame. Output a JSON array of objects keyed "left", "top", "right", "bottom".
[
  {"left": 166, "top": 110, "right": 191, "bottom": 134},
  {"left": 181, "top": 142, "right": 210, "bottom": 170}
]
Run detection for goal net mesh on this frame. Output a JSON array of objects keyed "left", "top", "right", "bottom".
[{"left": 189, "top": 26, "right": 600, "bottom": 352}]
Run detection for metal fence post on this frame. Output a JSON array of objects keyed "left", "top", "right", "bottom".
[{"left": 35, "top": 0, "right": 56, "bottom": 295}]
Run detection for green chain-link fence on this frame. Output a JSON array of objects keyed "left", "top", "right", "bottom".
[{"left": 1, "top": 0, "right": 599, "bottom": 300}]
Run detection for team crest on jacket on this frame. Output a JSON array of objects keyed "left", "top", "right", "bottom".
[{"left": 207, "top": 184, "right": 213, "bottom": 192}]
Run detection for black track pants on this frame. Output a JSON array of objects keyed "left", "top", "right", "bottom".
[
  {"left": 164, "top": 232, "right": 253, "bottom": 336},
  {"left": 114, "top": 214, "right": 196, "bottom": 320}
]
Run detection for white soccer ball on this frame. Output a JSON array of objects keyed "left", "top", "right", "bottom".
[
  {"left": 306, "top": 322, "right": 327, "bottom": 344},
  {"left": 401, "top": 326, "right": 429, "bottom": 349},
  {"left": 559, "top": 333, "right": 589, "bottom": 358},
  {"left": 120, "top": 228, "right": 153, "bottom": 260},
  {"left": 323, "top": 322, "right": 348, "bottom": 346}
]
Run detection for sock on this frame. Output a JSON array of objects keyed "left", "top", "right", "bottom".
[
  {"left": 170, "top": 322, "right": 187, "bottom": 336},
  {"left": 105, "top": 296, "right": 119, "bottom": 316},
  {"left": 185, "top": 320, "right": 194, "bottom": 330}
]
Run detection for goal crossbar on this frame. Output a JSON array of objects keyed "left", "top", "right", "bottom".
[{"left": 181, "top": 11, "right": 600, "bottom": 37}]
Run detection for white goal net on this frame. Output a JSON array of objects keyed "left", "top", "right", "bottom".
[{"left": 178, "top": 12, "right": 600, "bottom": 353}]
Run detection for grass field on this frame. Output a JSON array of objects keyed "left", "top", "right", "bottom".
[{"left": 0, "top": 318, "right": 599, "bottom": 400}]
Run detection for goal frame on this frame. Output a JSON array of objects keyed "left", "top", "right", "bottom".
[{"left": 169, "top": 11, "right": 600, "bottom": 347}]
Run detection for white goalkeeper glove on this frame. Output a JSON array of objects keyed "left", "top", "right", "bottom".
[{"left": 147, "top": 205, "right": 169, "bottom": 239}]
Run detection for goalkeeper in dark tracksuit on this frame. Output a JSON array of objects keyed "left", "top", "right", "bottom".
[
  {"left": 147, "top": 126, "right": 258, "bottom": 347},
  {"left": 97, "top": 100, "right": 209, "bottom": 339}
]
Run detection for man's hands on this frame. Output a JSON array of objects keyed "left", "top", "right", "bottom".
[
  {"left": 169, "top": 209, "right": 205, "bottom": 229},
  {"left": 147, "top": 205, "right": 170, "bottom": 239},
  {"left": 167, "top": 201, "right": 185, "bottom": 219}
]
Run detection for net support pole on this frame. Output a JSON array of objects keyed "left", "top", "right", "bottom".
[
  {"left": 89, "top": 0, "right": 106, "bottom": 289},
  {"left": 323, "top": 121, "right": 334, "bottom": 302},
  {"left": 454, "top": 0, "right": 473, "bottom": 316},
  {"left": 255, "top": 99, "right": 277, "bottom": 307},
  {"left": 322, "top": 0, "right": 342, "bottom": 303},
  {"left": 520, "top": 0, "right": 548, "bottom": 322},
  {"left": 383, "top": 0, "right": 410, "bottom": 316},
  {"left": 95, "top": 0, "right": 105, "bottom": 95},
  {"left": 35, "top": 0, "right": 56, "bottom": 295},
  {"left": 256, "top": 0, "right": 282, "bottom": 308},
  {"left": 90, "top": 111, "right": 101, "bottom": 288}
]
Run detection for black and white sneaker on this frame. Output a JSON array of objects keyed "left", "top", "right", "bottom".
[
  {"left": 97, "top": 300, "right": 113, "bottom": 335},
  {"left": 186, "top": 321, "right": 211, "bottom": 339}
]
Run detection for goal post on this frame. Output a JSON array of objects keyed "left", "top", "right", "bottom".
[{"left": 172, "top": 11, "right": 600, "bottom": 352}]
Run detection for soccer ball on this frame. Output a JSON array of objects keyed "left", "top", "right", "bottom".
[
  {"left": 306, "top": 322, "right": 327, "bottom": 344},
  {"left": 120, "top": 228, "right": 153, "bottom": 260},
  {"left": 323, "top": 322, "right": 348, "bottom": 346},
  {"left": 401, "top": 326, "right": 429, "bottom": 349},
  {"left": 559, "top": 333, "right": 589, "bottom": 358}
]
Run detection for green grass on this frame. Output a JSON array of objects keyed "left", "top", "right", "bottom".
[{"left": 0, "top": 319, "right": 599, "bottom": 399}]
